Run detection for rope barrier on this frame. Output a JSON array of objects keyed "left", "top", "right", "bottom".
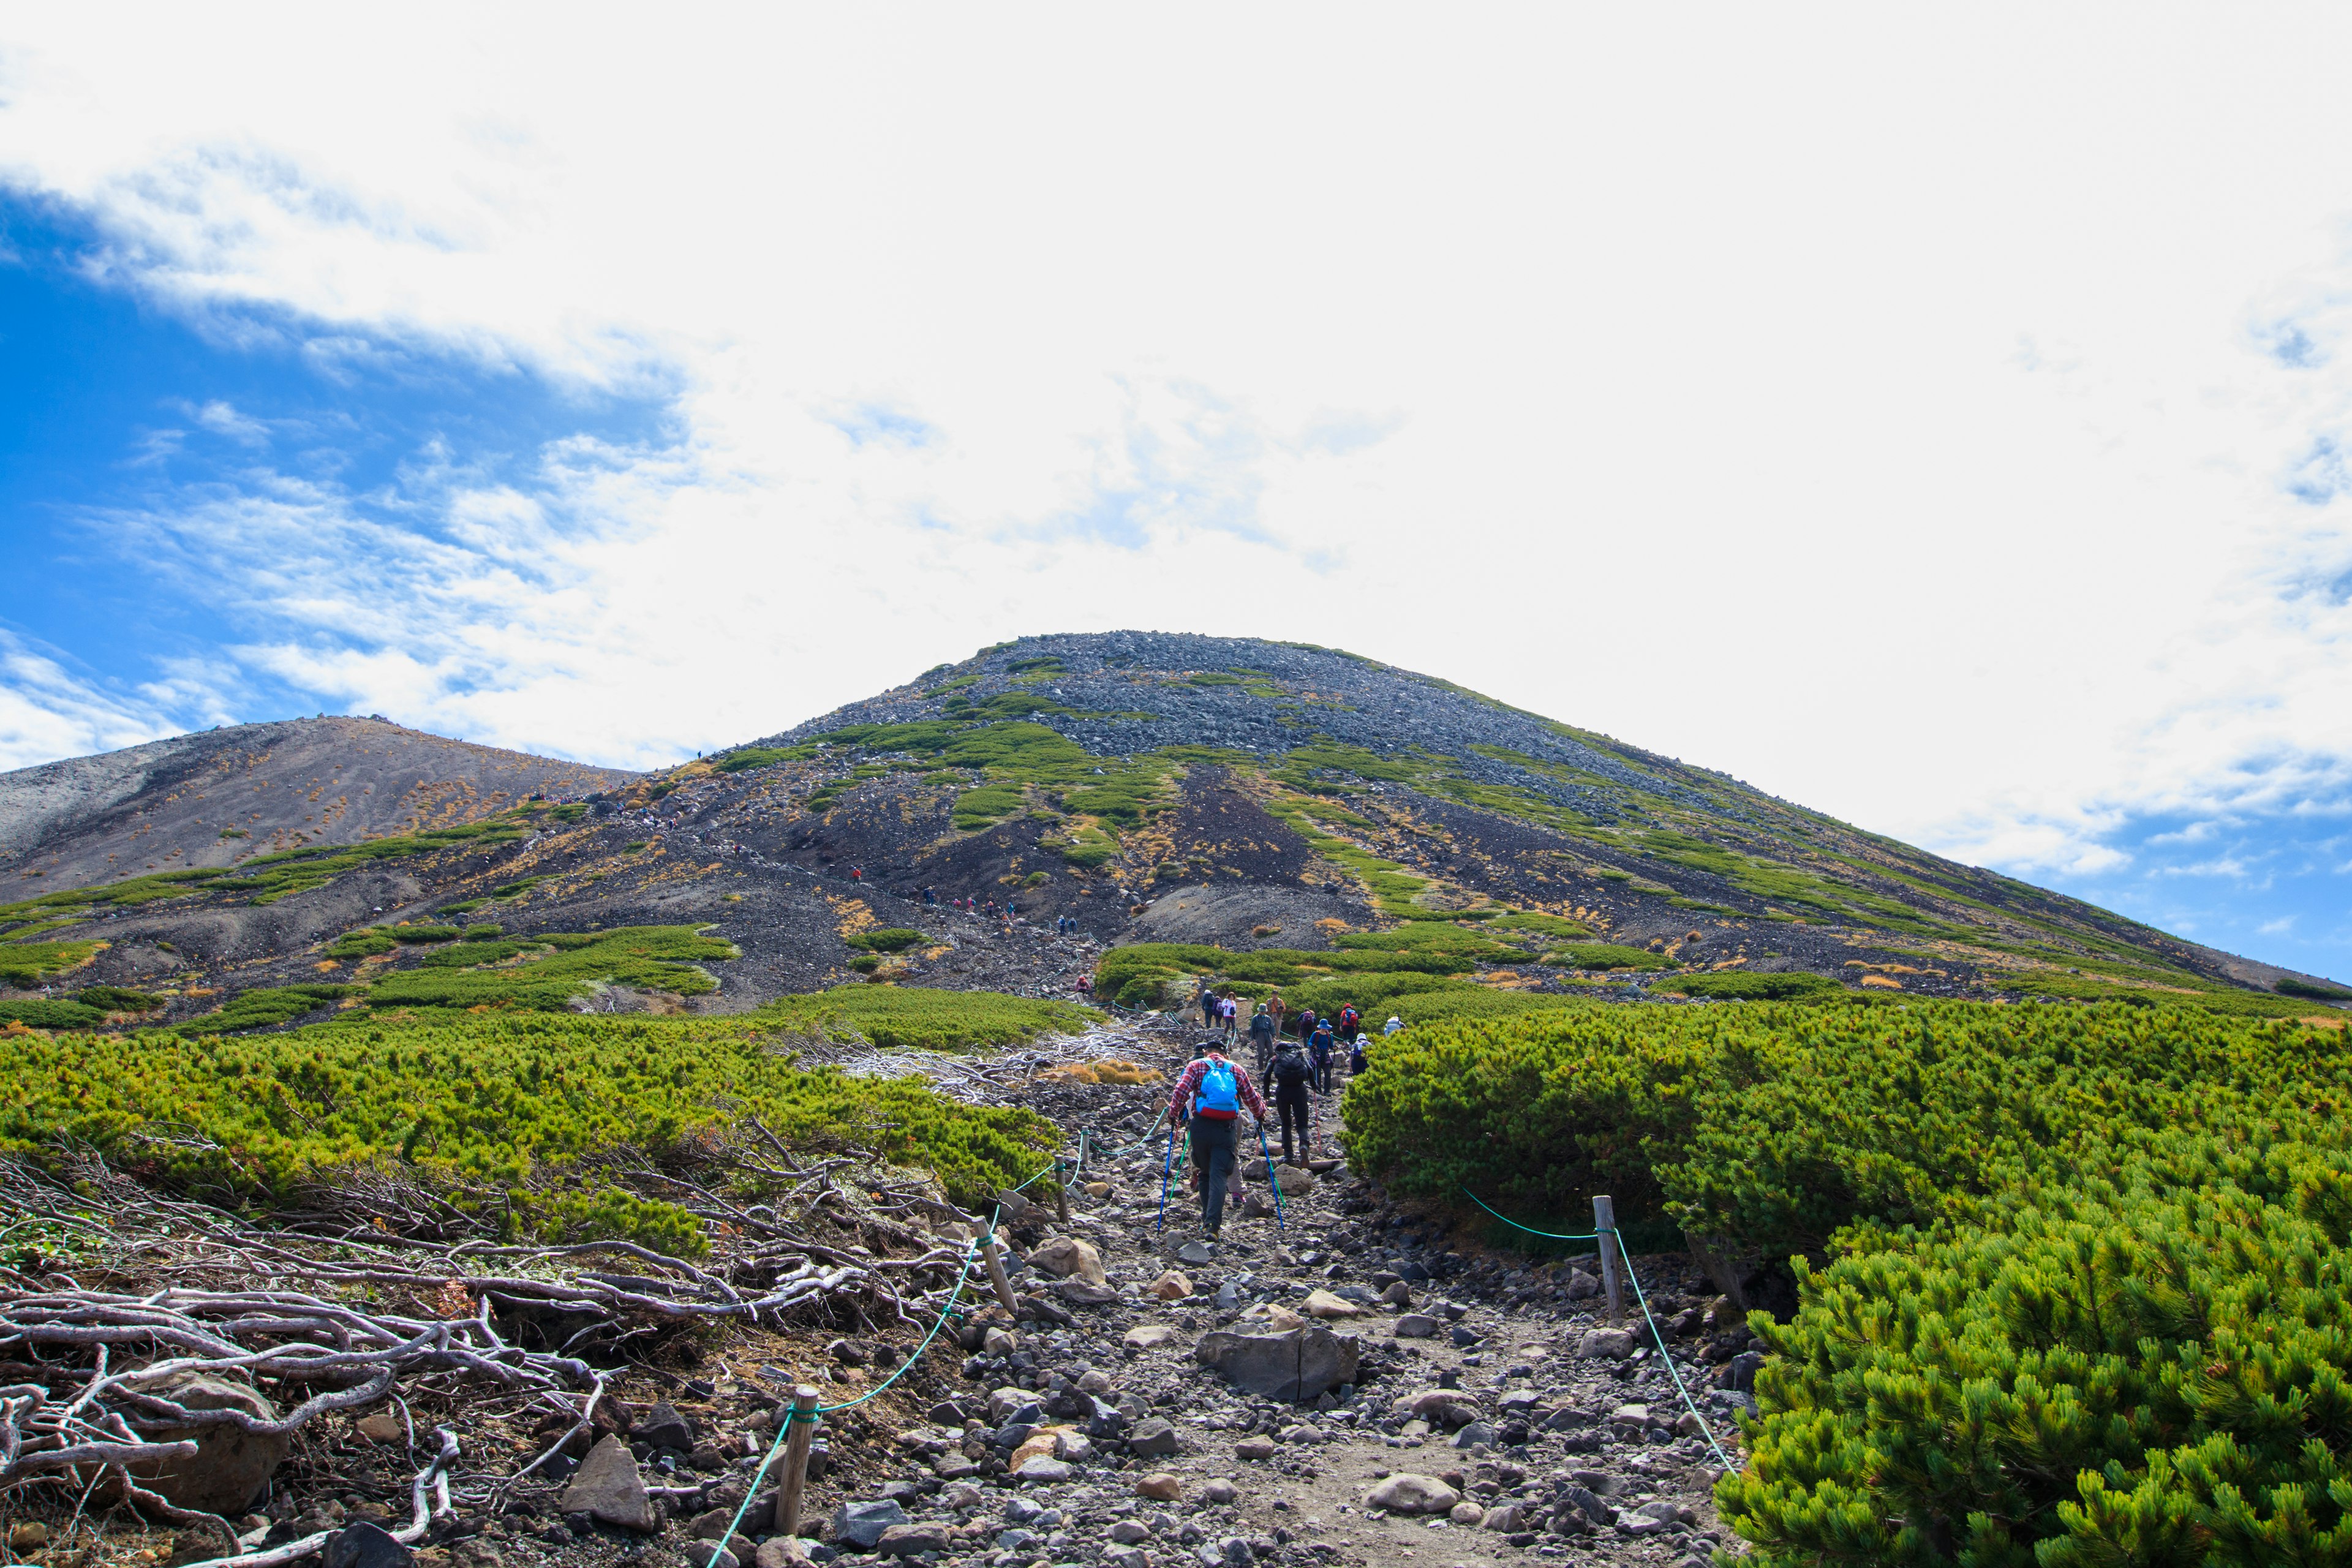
[
  {"left": 703, "top": 1235, "right": 984, "bottom": 1568},
  {"left": 1458, "top": 1186, "right": 1602, "bottom": 1243},
  {"left": 1463, "top": 1189, "right": 1739, "bottom": 1474}
]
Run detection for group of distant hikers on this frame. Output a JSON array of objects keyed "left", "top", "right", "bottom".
[{"left": 1161, "top": 982, "right": 1404, "bottom": 1242}]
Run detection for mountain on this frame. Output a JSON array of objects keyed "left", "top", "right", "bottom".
[{"left": 3, "top": 633, "right": 2345, "bottom": 1028}]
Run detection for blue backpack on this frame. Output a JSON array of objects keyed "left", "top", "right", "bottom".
[{"left": 1194, "top": 1058, "right": 1240, "bottom": 1115}]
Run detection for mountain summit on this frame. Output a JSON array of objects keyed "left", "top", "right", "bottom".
[{"left": 2, "top": 633, "right": 2343, "bottom": 1028}]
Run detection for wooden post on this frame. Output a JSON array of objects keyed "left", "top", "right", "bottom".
[
  {"left": 776, "top": 1385, "right": 820, "bottom": 1538},
  {"left": 981, "top": 1233, "right": 1019, "bottom": 1315},
  {"left": 1593, "top": 1195, "right": 1624, "bottom": 1326},
  {"left": 1053, "top": 1161, "right": 1071, "bottom": 1225}
]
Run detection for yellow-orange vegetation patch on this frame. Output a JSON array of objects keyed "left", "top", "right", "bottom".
[
  {"left": 1042, "top": 1060, "right": 1164, "bottom": 1085},
  {"left": 1860, "top": 974, "right": 1904, "bottom": 990},
  {"left": 828, "top": 896, "right": 876, "bottom": 937}
]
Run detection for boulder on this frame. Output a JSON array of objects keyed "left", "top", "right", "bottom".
[
  {"left": 1200, "top": 1479, "right": 1238, "bottom": 1504},
  {"left": 1123, "top": 1323, "right": 1185, "bottom": 1350},
  {"left": 1393, "top": 1314, "right": 1440, "bottom": 1338},
  {"left": 1564, "top": 1272, "right": 1602, "bottom": 1300},
  {"left": 1014, "top": 1456, "right": 1073, "bottom": 1482},
  {"left": 755, "top": 1542, "right": 820, "bottom": 1568},
  {"left": 1148, "top": 1270, "right": 1194, "bottom": 1301},
  {"left": 1408, "top": 1392, "right": 1480, "bottom": 1429},
  {"left": 1450, "top": 1501, "right": 1485, "bottom": 1526},
  {"left": 353, "top": 1412, "right": 405, "bottom": 1444},
  {"left": 875, "top": 1523, "right": 954, "bottom": 1557},
  {"left": 1194, "top": 1324, "right": 1359, "bottom": 1402},
  {"left": 127, "top": 1372, "right": 292, "bottom": 1515},
  {"left": 1127, "top": 1417, "right": 1182, "bottom": 1457},
  {"left": 829, "top": 1499, "right": 909, "bottom": 1549},
  {"left": 560, "top": 1435, "right": 659, "bottom": 1533},
  {"left": 636, "top": 1401, "right": 696, "bottom": 1452},
  {"left": 1274, "top": 1165, "right": 1314, "bottom": 1195},
  {"left": 1134, "top": 1472, "right": 1183, "bottom": 1501},
  {"left": 1366, "top": 1473, "right": 1460, "bottom": 1515},
  {"left": 1057, "top": 1279, "right": 1120, "bottom": 1306},
  {"left": 1300, "top": 1289, "right": 1364, "bottom": 1319},
  {"left": 1578, "top": 1328, "right": 1637, "bottom": 1360},
  {"left": 1380, "top": 1280, "right": 1413, "bottom": 1306},
  {"left": 1608, "top": 1403, "right": 1651, "bottom": 1430},
  {"left": 1483, "top": 1503, "right": 1532, "bottom": 1532},
  {"left": 321, "top": 1523, "right": 410, "bottom": 1568},
  {"left": 1452, "top": 1421, "right": 1497, "bottom": 1449},
  {"left": 1175, "top": 1241, "right": 1214, "bottom": 1265},
  {"left": 1235, "top": 1437, "right": 1275, "bottom": 1461},
  {"left": 993, "top": 1189, "right": 1035, "bottom": 1223},
  {"left": 1028, "top": 1236, "right": 1108, "bottom": 1286}
]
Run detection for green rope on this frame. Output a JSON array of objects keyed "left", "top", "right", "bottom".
[
  {"left": 1458, "top": 1186, "right": 1602, "bottom": 1243},
  {"left": 1617, "top": 1243, "right": 1738, "bottom": 1473},
  {"left": 703, "top": 1237, "right": 982, "bottom": 1568}
]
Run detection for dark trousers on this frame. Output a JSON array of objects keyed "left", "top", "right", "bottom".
[
  {"left": 1275, "top": 1085, "right": 1311, "bottom": 1164},
  {"left": 1188, "top": 1115, "right": 1238, "bottom": 1235},
  {"left": 1310, "top": 1050, "right": 1332, "bottom": 1094}
]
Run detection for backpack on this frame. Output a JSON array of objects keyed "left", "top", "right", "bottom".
[
  {"left": 1194, "top": 1058, "right": 1241, "bottom": 1115},
  {"left": 1340, "top": 1006, "right": 1360, "bottom": 1032},
  {"left": 1273, "top": 1048, "right": 1310, "bottom": 1088},
  {"left": 1310, "top": 1027, "right": 1333, "bottom": 1056}
]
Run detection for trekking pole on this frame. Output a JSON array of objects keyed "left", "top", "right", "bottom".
[
  {"left": 1155, "top": 1124, "right": 1175, "bottom": 1233},
  {"left": 1255, "top": 1118, "right": 1287, "bottom": 1233}
]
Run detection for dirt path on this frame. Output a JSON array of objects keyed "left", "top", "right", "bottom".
[{"left": 757, "top": 1014, "right": 1752, "bottom": 1568}]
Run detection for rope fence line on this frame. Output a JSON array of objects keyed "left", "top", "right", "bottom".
[{"left": 1463, "top": 1187, "right": 1740, "bottom": 1474}]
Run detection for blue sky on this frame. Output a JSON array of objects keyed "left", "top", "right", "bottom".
[{"left": 4, "top": 9, "right": 2352, "bottom": 981}]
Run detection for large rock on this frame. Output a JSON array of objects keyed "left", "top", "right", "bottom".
[
  {"left": 1027, "top": 1236, "right": 1108, "bottom": 1286},
  {"left": 1274, "top": 1165, "right": 1314, "bottom": 1195},
  {"left": 1123, "top": 1323, "right": 1185, "bottom": 1349},
  {"left": 875, "top": 1524, "right": 954, "bottom": 1556},
  {"left": 322, "top": 1523, "right": 411, "bottom": 1568},
  {"left": 829, "top": 1499, "right": 910, "bottom": 1549},
  {"left": 1408, "top": 1391, "right": 1480, "bottom": 1429},
  {"left": 1127, "top": 1417, "right": 1182, "bottom": 1457},
  {"left": 560, "top": 1435, "right": 659, "bottom": 1532},
  {"left": 1578, "top": 1327, "right": 1637, "bottom": 1360},
  {"left": 1148, "top": 1271, "right": 1193, "bottom": 1300},
  {"left": 635, "top": 1401, "right": 696, "bottom": 1452},
  {"left": 1366, "top": 1473, "right": 1460, "bottom": 1514},
  {"left": 1194, "top": 1324, "right": 1359, "bottom": 1402},
  {"left": 1057, "top": 1279, "right": 1120, "bottom": 1306},
  {"left": 1301, "top": 1289, "right": 1365, "bottom": 1319},
  {"left": 127, "top": 1372, "right": 292, "bottom": 1515},
  {"left": 1393, "top": 1314, "right": 1439, "bottom": 1338}
]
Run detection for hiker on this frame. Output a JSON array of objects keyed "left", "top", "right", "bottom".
[
  {"left": 1248, "top": 1002, "right": 1276, "bottom": 1072},
  {"left": 1219, "top": 992, "right": 1239, "bottom": 1042},
  {"left": 1384, "top": 1014, "right": 1404, "bottom": 1036},
  {"left": 1349, "top": 1031, "right": 1369, "bottom": 1076},
  {"left": 1308, "top": 1018, "right": 1336, "bottom": 1095},
  {"left": 1294, "top": 1008, "right": 1318, "bottom": 1046},
  {"left": 1164, "top": 1043, "right": 1265, "bottom": 1240},
  {"left": 1074, "top": 974, "right": 1093, "bottom": 997},
  {"left": 1270, "top": 1035, "right": 1314, "bottom": 1163},
  {"left": 1338, "top": 1003, "right": 1361, "bottom": 1038},
  {"left": 1267, "top": 992, "right": 1287, "bottom": 1040},
  {"left": 1199, "top": 982, "right": 1219, "bottom": 1031}
]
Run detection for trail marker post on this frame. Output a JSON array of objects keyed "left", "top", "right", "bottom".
[
  {"left": 777, "top": 1385, "right": 820, "bottom": 1538},
  {"left": 1593, "top": 1194, "right": 1624, "bottom": 1325}
]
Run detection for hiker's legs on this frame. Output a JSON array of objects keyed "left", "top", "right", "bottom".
[
  {"left": 1277, "top": 1086, "right": 1309, "bottom": 1163},
  {"left": 1191, "top": 1118, "right": 1236, "bottom": 1235}
]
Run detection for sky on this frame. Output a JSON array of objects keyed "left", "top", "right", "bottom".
[{"left": 4, "top": 7, "right": 2352, "bottom": 978}]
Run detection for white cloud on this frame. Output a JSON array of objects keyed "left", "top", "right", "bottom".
[
  {"left": 0, "top": 631, "right": 233, "bottom": 771},
  {"left": 4, "top": 4, "right": 2352, "bottom": 899}
]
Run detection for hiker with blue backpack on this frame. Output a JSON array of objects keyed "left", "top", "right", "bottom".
[
  {"left": 1163, "top": 1042, "right": 1267, "bottom": 1241},
  {"left": 1308, "top": 1018, "right": 1336, "bottom": 1095}
]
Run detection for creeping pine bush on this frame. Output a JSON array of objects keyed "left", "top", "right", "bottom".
[
  {"left": 0, "top": 1009, "right": 1057, "bottom": 1254},
  {"left": 1342, "top": 1000, "right": 2352, "bottom": 1563},
  {"left": 844, "top": 928, "right": 925, "bottom": 953},
  {"left": 368, "top": 925, "right": 736, "bottom": 1009},
  {"left": 758, "top": 986, "right": 1098, "bottom": 1052}
]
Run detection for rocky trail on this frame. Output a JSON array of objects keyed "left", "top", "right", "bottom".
[{"left": 459, "top": 1017, "right": 1756, "bottom": 1568}]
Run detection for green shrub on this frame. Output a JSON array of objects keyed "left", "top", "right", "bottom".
[
  {"left": 0, "top": 999, "right": 110, "bottom": 1029},
  {"left": 1485, "top": 912, "right": 1591, "bottom": 939},
  {"left": 952, "top": 782, "right": 1028, "bottom": 831},
  {"left": 845, "top": 929, "right": 925, "bottom": 953},
  {"left": 0, "top": 1008, "right": 1059, "bottom": 1248},
  {"left": 326, "top": 932, "right": 398, "bottom": 959},
  {"left": 847, "top": 954, "right": 884, "bottom": 973},
  {"left": 2277, "top": 975, "right": 2352, "bottom": 1001},
  {"left": 438, "top": 899, "right": 488, "bottom": 914},
  {"left": 0, "top": 940, "right": 107, "bottom": 988},
  {"left": 1657, "top": 970, "right": 1841, "bottom": 1001},
  {"left": 712, "top": 745, "right": 815, "bottom": 773},
  {"left": 168, "top": 984, "right": 366, "bottom": 1035},
  {"left": 418, "top": 940, "right": 529, "bottom": 969},
  {"left": 74, "top": 987, "right": 162, "bottom": 1012},
  {"left": 492, "top": 877, "right": 547, "bottom": 898},
  {"left": 1544, "top": 942, "right": 1670, "bottom": 971},
  {"left": 758, "top": 986, "right": 1100, "bottom": 1052},
  {"left": 390, "top": 925, "right": 462, "bottom": 944},
  {"left": 462, "top": 922, "right": 503, "bottom": 940},
  {"left": 368, "top": 925, "right": 736, "bottom": 1009}
]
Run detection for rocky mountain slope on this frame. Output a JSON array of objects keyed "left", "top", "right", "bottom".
[{"left": 4, "top": 633, "right": 2343, "bottom": 1030}]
